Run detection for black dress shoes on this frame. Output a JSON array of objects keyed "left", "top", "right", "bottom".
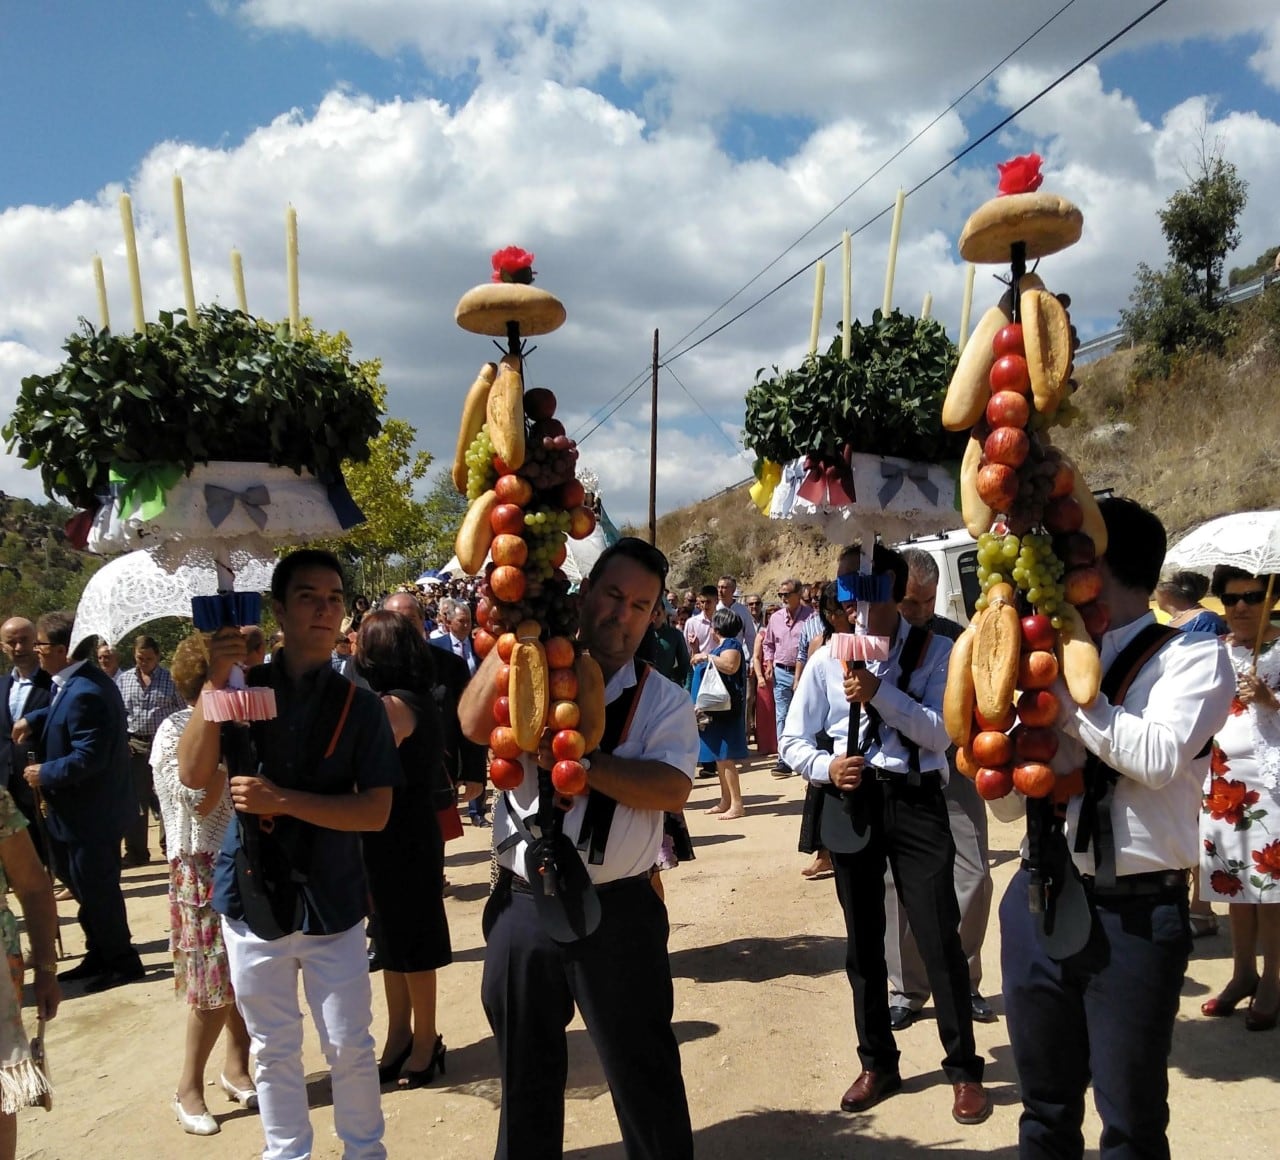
[
  {"left": 889, "top": 1005, "right": 916, "bottom": 1032},
  {"left": 84, "top": 964, "right": 145, "bottom": 993},
  {"left": 59, "top": 958, "right": 106, "bottom": 983},
  {"left": 840, "top": 1069, "right": 902, "bottom": 1113},
  {"left": 970, "top": 993, "right": 998, "bottom": 1023}
]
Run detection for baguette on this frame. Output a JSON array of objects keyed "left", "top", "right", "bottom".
[
  {"left": 486, "top": 354, "right": 527, "bottom": 471},
  {"left": 1022, "top": 289, "right": 1071, "bottom": 415},
  {"left": 960, "top": 431, "right": 994, "bottom": 538},
  {"left": 943, "top": 305, "right": 1011, "bottom": 431},
  {"left": 508, "top": 640, "right": 550, "bottom": 753},
  {"left": 454, "top": 489, "right": 499, "bottom": 577},
  {"left": 451, "top": 363, "right": 497, "bottom": 493},
  {"left": 574, "top": 652, "right": 607, "bottom": 753},
  {"left": 1058, "top": 602, "right": 1102, "bottom": 707},
  {"left": 943, "top": 625, "right": 978, "bottom": 748},
  {"left": 971, "top": 598, "right": 1020, "bottom": 723}
]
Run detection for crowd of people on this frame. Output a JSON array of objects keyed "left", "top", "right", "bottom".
[{"left": 0, "top": 499, "right": 1274, "bottom": 1157}]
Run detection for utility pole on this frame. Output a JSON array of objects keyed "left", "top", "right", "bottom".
[{"left": 648, "top": 329, "right": 659, "bottom": 545}]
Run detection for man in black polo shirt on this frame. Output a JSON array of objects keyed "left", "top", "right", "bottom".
[{"left": 178, "top": 550, "right": 401, "bottom": 1160}]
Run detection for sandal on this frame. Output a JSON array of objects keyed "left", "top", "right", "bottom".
[{"left": 1188, "top": 913, "right": 1219, "bottom": 938}]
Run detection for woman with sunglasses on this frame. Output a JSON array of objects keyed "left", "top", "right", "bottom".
[{"left": 1200, "top": 565, "right": 1280, "bottom": 1030}]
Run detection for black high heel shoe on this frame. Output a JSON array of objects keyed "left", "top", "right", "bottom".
[
  {"left": 397, "top": 1035, "right": 447, "bottom": 1089},
  {"left": 378, "top": 1042, "right": 412, "bottom": 1084}
]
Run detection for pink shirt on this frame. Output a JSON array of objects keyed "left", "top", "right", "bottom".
[
  {"left": 685, "top": 611, "right": 714, "bottom": 654},
  {"left": 761, "top": 604, "right": 815, "bottom": 667}
]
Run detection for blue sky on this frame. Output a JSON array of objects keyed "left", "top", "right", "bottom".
[{"left": 2, "top": 2, "right": 1279, "bottom": 523}]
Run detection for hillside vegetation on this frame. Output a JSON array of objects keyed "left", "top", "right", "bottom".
[{"left": 630, "top": 289, "right": 1280, "bottom": 597}]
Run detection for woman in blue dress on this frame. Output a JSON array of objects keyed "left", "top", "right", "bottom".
[
  {"left": 691, "top": 609, "right": 748, "bottom": 820},
  {"left": 1156, "top": 570, "right": 1228, "bottom": 634}
]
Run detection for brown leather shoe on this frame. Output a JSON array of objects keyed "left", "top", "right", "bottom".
[
  {"left": 952, "top": 1081, "right": 991, "bottom": 1124},
  {"left": 839, "top": 1069, "right": 902, "bottom": 1113}
]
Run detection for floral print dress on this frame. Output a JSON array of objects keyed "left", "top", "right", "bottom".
[{"left": 1201, "top": 639, "right": 1280, "bottom": 903}]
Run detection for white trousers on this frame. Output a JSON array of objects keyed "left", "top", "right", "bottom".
[{"left": 223, "top": 917, "right": 385, "bottom": 1160}]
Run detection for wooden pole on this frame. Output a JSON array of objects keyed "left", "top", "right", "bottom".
[
  {"left": 649, "top": 329, "right": 659, "bottom": 546},
  {"left": 1253, "top": 572, "right": 1276, "bottom": 671}
]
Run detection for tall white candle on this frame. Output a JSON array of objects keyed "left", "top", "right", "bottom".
[
  {"left": 921, "top": 291, "right": 933, "bottom": 319},
  {"left": 808, "top": 260, "right": 826, "bottom": 356},
  {"left": 119, "top": 193, "right": 145, "bottom": 333},
  {"left": 286, "top": 205, "right": 299, "bottom": 337},
  {"left": 958, "top": 262, "right": 976, "bottom": 351},
  {"left": 881, "top": 187, "right": 906, "bottom": 318},
  {"left": 841, "top": 231, "right": 852, "bottom": 360},
  {"left": 93, "top": 255, "right": 110, "bottom": 332},
  {"left": 231, "top": 249, "right": 248, "bottom": 314},
  {"left": 172, "top": 174, "right": 198, "bottom": 326}
]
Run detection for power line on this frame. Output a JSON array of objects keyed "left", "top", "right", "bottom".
[{"left": 663, "top": 363, "right": 743, "bottom": 455}]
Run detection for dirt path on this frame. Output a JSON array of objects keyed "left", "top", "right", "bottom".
[{"left": 17, "top": 757, "right": 1280, "bottom": 1158}]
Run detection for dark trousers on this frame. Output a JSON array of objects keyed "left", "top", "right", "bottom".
[
  {"left": 1000, "top": 868, "right": 1190, "bottom": 1159},
  {"left": 124, "top": 741, "right": 160, "bottom": 859},
  {"left": 831, "top": 774, "right": 982, "bottom": 1083},
  {"left": 481, "top": 878, "right": 693, "bottom": 1160},
  {"left": 49, "top": 833, "right": 141, "bottom": 972}
]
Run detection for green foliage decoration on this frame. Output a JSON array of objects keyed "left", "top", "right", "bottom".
[
  {"left": 743, "top": 309, "right": 965, "bottom": 466},
  {"left": 3, "top": 306, "right": 382, "bottom": 508}
]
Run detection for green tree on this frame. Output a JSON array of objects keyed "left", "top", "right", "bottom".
[
  {"left": 1159, "top": 150, "right": 1247, "bottom": 310},
  {"left": 412, "top": 471, "right": 471, "bottom": 572}
]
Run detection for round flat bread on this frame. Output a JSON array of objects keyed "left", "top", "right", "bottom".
[
  {"left": 455, "top": 283, "right": 567, "bottom": 336},
  {"left": 959, "top": 192, "right": 1083, "bottom": 264}
]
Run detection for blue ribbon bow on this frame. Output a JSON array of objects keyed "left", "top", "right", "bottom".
[
  {"left": 878, "top": 460, "right": 939, "bottom": 507},
  {"left": 204, "top": 483, "right": 271, "bottom": 529}
]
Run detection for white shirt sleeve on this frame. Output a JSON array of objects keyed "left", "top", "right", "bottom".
[
  {"left": 868, "top": 637, "right": 952, "bottom": 755},
  {"left": 780, "top": 647, "right": 839, "bottom": 785}
]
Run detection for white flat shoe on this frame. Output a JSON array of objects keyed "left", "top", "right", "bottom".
[
  {"left": 220, "top": 1073, "right": 259, "bottom": 1109},
  {"left": 173, "top": 1097, "right": 220, "bottom": 1136}
]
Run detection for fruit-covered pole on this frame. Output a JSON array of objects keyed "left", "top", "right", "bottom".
[
  {"left": 940, "top": 155, "right": 1104, "bottom": 813},
  {"left": 451, "top": 248, "right": 605, "bottom": 803}
]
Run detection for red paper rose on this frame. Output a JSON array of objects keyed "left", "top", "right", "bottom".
[
  {"left": 1210, "top": 743, "right": 1230, "bottom": 776},
  {"left": 997, "top": 153, "right": 1044, "bottom": 196},
  {"left": 1251, "top": 840, "right": 1280, "bottom": 880},
  {"left": 1210, "top": 869, "right": 1245, "bottom": 897},
  {"left": 491, "top": 246, "right": 536, "bottom": 284},
  {"left": 1204, "top": 774, "right": 1259, "bottom": 825}
]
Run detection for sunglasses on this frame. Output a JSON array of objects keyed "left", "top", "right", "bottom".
[
  {"left": 777, "top": 590, "right": 796, "bottom": 597},
  {"left": 1221, "top": 591, "right": 1269, "bottom": 608}
]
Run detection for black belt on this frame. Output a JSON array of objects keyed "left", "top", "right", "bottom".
[
  {"left": 871, "top": 767, "right": 942, "bottom": 784},
  {"left": 509, "top": 870, "right": 651, "bottom": 896},
  {"left": 775, "top": 663, "right": 795, "bottom": 671},
  {"left": 1021, "top": 861, "right": 1184, "bottom": 897},
  {"left": 129, "top": 733, "right": 155, "bottom": 743}
]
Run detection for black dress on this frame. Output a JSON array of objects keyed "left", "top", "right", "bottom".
[{"left": 362, "top": 686, "right": 453, "bottom": 972}]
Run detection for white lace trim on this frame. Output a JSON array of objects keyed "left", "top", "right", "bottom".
[
  {"left": 1231, "top": 642, "right": 1280, "bottom": 791},
  {"left": 152, "top": 711, "right": 235, "bottom": 857}
]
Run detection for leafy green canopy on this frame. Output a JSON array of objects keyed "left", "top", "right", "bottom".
[
  {"left": 743, "top": 309, "right": 964, "bottom": 466},
  {"left": 3, "top": 306, "right": 382, "bottom": 508}
]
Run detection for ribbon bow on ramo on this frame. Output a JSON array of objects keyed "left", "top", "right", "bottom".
[
  {"left": 204, "top": 484, "right": 271, "bottom": 529},
  {"left": 878, "top": 461, "right": 939, "bottom": 507}
]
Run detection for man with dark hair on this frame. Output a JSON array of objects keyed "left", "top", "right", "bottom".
[
  {"left": 461, "top": 536, "right": 697, "bottom": 1160},
  {"left": 117, "top": 633, "right": 184, "bottom": 865},
  {"left": 178, "top": 548, "right": 401, "bottom": 1159},
  {"left": 684, "top": 584, "right": 718, "bottom": 657},
  {"left": 15, "top": 610, "right": 144, "bottom": 991},
  {"left": 886, "top": 548, "right": 996, "bottom": 1029},
  {"left": 780, "top": 546, "right": 989, "bottom": 1124},
  {"left": 1001, "top": 497, "right": 1234, "bottom": 1158}
]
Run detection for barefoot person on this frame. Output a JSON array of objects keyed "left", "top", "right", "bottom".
[
  {"left": 462, "top": 538, "right": 697, "bottom": 1160},
  {"left": 692, "top": 609, "right": 749, "bottom": 821}
]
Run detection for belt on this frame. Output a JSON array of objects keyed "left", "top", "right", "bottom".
[
  {"left": 129, "top": 733, "right": 155, "bottom": 743},
  {"left": 1020, "top": 861, "right": 1185, "bottom": 897},
  {"left": 509, "top": 870, "right": 651, "bottom": 895},
  {"left": 871, "top": 767, "right": 942, "bottom": 784},
  {"left": 775, "top": 663, "right": 795, "bottom": 671}
]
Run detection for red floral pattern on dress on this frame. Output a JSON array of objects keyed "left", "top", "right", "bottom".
[
  {"left": 996, "top": 153, "right": 1044, "bottom": 196},
  {"left": 1229, "top": 696, "right": 1246, "bottom": 717},
  {"left": 1210, "top": 743, "right": 1230, "bottom": 776},
  {"left": 1204, "top": 774, "right": 1260, "bottom": 825},
  {"left": 1210, "top": 869, "right": 1245, "bottom": 896},
  {"left": 1251, "top": 840, "right": 1280, "bottom": 880}
]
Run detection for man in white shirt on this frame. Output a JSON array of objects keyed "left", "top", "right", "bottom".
[
  {"left": 715, "top": 575, "right": 756, "bottom": 653},
  {"left": 1000, "top": 497, "right": 1234, "bottom": 1158},
  {"left": 780, "top": 547, "right": 989, "bottom": 1126},
  {"left": 461, "top": 538, "right": 697, "bottom": 1160},
  {"left": 429, "top": 597, "right": 478, "bottom": 675}
]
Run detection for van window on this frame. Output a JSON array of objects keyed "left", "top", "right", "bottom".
[{"left": 957, "top": 548, "right": 982, "bottom": 620}]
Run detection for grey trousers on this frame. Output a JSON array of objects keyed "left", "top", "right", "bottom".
[{"left": 885, "top": 768, "right": 992, "bottom": 1007}]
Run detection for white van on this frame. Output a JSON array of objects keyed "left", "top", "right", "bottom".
[{"left": 893, "top": 529, "right": 981, "bottom": 627}]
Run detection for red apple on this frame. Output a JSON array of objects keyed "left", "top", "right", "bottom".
[
  {"left": 974, "top": 765, "right": 1015, "bottom": 801},
  {"left": 548, "top": 668, "right": 579, "bottom": 701},
  {"left": 495, "top": 473, "right": 534, "bottom": 506},
  {"left": 551, "top": 759, "right": 588, "bottom": 796},
  {"left": 1020, "top": 614, "right": 1056, "bottom": 651},
  {"left": 1057, "top": 532, "right": 1096, "bottom": 568},
  {"left": 976, "top": 463, "right": 1018, "bottom": 512},
  {"left": 1077, "top": 599, "right": 1111, "bottom": 638},
  {"left": 1049, "top": 461, "right": 1075, "bottom": 499},
  {"left": 1017, "top": 688, "right": 1060, "bottom": 728},
  {"left": 550, "top": 700, "right": 581, "bottom": 730},
  {"left": 984, "top": 427, "right": 1030, "bottom": 468},
  {"left": 496, "top": 632, "right": 517, "bottom": 663},
  {"left": 490, "top": 565, "right": 527, "bottom": 604},
  {"left": 489, "top": 726, "right": 522, "bottom": 760},
  {"left": 1014, "top": 726, "right": 1059, "bottom": 762},
  {"left": 972, "top": 730, "right": 1013, "bottom": 767},
  {"left": 989, "top": 354, "right": 1031, "bottom": 395},
  {"left": 560, "top": 479, "right": 586, "bottom": 509},
  {"left": 475, "top": 597, "right": 492, "bottom": 628},
  {"left": 491, "top": 533, "right": 529, "bottom": 568},
  {"left": 550, "top": 542, "right": 568, "bottom": 568},
  {"left": 493, "top": 695, "right": 511, "bottom": 726},
  {"left": 975, "top": 705, "right": 1016, "bottom": 732},
  {"left": 544, "top": 636, "right": 576, "bottom": 670},
  {"left": 490, "top": 503, "right": 526, "bottom": 537},
  {"left": 494, "top": 662, "right": 512, "bottom": 694},
  {"left": 489, "top": 756, "right": 525, "bottom": 791},
  {"left": 1043, "top": 495, "right": 1084, "bottom": 534},
  {"left": 1017, "top": 650, "right": 1059, "bottom": 690},
  {"left": 551, "top": 729, "right": 586, "bottom": 762},
  {"left": 992, "top": 323, "right": 1024, "bottom": 359},
  {"left": 1013, "top": 761, "right": 1056, "bottom": 799},
  {"left": 523, "top": 387, "right": 558, "bottom": 420},
  {"left": 986, "top": 389, "right": 1031, "bottom": 430},
  {"left": 531, "top": 418, "right": 567, "bottom": 439},
  {"left": 1063, "top": 566, "right": 1103, "bottom": 606},
  {"left": 568, "top": 505, "right": 597, "bottom": 540},
  {"left": 472, "top": 629, "right": 497, "bottom": 660}
]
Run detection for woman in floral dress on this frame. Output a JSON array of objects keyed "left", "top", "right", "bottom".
[
  {"left": 152, "top": 634, "right": 256, "bottom": 1134},
  {"left": 1199, "top": 566, "right": 1280, "bottom": 1031}
]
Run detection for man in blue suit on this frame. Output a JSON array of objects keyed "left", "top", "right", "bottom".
[{"left": 14, "top": 610, "right": 144, "bottom": 992}]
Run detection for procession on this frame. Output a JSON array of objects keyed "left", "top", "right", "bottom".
[{"left": 3, "top": 4, "right": 1280, "bottom": 1159}]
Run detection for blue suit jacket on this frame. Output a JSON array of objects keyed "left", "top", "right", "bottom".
[{"left": 23, "top": 663, "right": 134, "bottom": 843}]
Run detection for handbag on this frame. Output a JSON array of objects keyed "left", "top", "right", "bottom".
[{"left": 694, "top": 661, "right": 732, "bottom": 713}]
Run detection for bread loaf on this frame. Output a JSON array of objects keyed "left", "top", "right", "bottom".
[{"left": 971, "top": 598, "right": 1020, "bottom": 722}]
